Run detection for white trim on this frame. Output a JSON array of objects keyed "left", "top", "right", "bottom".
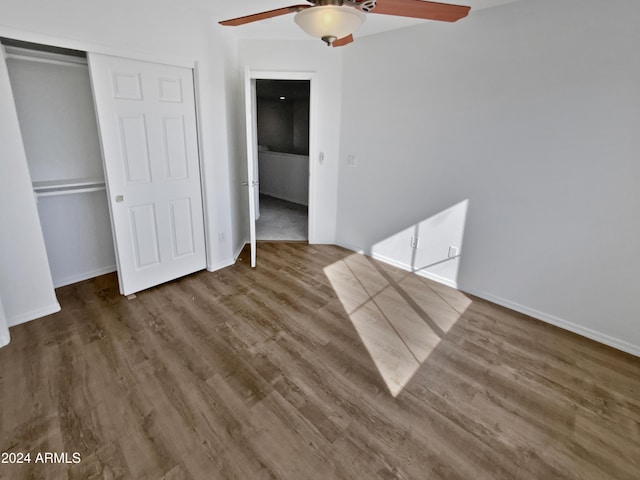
[
  {"left": 0, "top": 25, "right": 196, "bottom": 68},
  {"left": 0, "top": 297, "right": 9, "bottom": 348},
  {"left": 207, "top": 258, "right": 236, "bottom": 272},
  {"left": 53, "top": 265, "right": 117, "bottom": 289},
  {"left": 206, "top": 241, "right": 246, "bottom": 272},
  {"left": 8, "top": 302, "right": 61, "bottom": 328},
  {"left": 336, "top": 242, "right": 640, "bottom": 358},
  {"left": 233, "top": 240, "right": 247, "bottom": 261},
  {"left": 336, "top": 241, "right": 460, "bottom": 288},
  {"left": 334, "top": 241, "right": 367, "bottom": 255},
  {"left": 248, "top": 70, "right": 316, "bottom": 81},
  {"left": 414, "top": 270, "right": 458, "bottom": 289},
  {"left": 309, "top": 237, "right": 337, "bottom": 245},
  {"left": 459, "top": 288, "right": 640, "bottom": 358},
  {"left": 0, "top": 330, "right": 10, "bottom": 348}
]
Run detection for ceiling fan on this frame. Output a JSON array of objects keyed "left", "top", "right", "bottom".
[{"left": 219, "top": 0, "right": 471, "bottom": 47}]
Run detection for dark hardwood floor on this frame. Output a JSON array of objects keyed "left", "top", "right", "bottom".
[{"left": 1, "top": 243, "right": 639, "bottom": 479}]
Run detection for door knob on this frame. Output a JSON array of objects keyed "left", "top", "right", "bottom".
[{"left": 115, "top": 195, "right": 124, "bottom": 203}]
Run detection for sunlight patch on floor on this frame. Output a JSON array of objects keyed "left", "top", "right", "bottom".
[{"left": 324, "top": 253, "right": 470, "bottom": 397}]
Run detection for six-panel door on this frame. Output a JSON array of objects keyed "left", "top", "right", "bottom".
[{"left": 89, "top": 54, "right": 206, "bottom": 295}]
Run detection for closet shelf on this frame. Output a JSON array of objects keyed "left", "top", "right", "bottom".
[{"left": 33, "top": 178, "right": 106, "bottom": 197}]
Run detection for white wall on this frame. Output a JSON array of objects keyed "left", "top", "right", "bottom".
[
  {"left": 336, "top": 0, "right": 640, "bottom": 355},
  {"left": 0, "top": 1, "right": 238, "bottom": 298},
  {"left": 37, "top": 192, "right": 116, "bottom": 287},
  {"left": 223, "top": 40, "right": 247, "bottom": 262},
  {"left": 0, "top": 50, "right": 59, "bottom": 326},
  {"left": 6, "top": 55, "right": 104, "bottom": 182},
  {"left": 259, "top": 152, "right": 309, "bottom": 206},
  {"left": 256, "top": 96, "right": 310, "bottom": 155},
  {"left": 237, "top": 39, "right": 343, "bottom": 245},
  {"left": 257, "top": 99, "right": 295, "bottom": 153}
]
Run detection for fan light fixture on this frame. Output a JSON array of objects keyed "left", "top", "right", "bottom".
[{"left": 294, "top": 5, "right": 365, "bottom": 46}]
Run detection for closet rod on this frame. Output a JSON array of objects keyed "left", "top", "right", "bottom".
[{"left": 35, "top": 186, "right": 106, "bottom": 198}]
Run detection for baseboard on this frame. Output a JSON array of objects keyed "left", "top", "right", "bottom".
[
  {"left": 335, "top": 241, "right": 458, "bottom": 288},
  {"left": 336, "top": 242, "right": 640, "bottom": 358},
  {"left": 0, "top": 298, "right": 8, "bottom": 347},
  {"left": 335, "top": 241, "right": 368, "bottom": 256},
  {"left": 8, "top": 302, "right": 61, "bottom": 328},
  {"left": 0, "top": 329, "right": 10, "bottom": 348},
  {"left": 369, "top": 250, "right": 459, "bottom": 289},
  {"left": 460, "top": 288, "right": 640, "bottom": 358},
  {"left": 53, "top": 265, "right": 117, "bottom": 288},
  {"left": 310, "top": 237, "right": 337, "bottom": 245},
  {"left": 206, "top": 242, "right": 246, "bottom": 272},
  {"left": 233, "top": 241, "right": 247, "bottom": 261},
  {"left": 207, "top": 258, "right": 235, "bottom": 272}
]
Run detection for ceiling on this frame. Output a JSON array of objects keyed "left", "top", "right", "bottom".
[{"left": 181, "top": 0, "right": 523, "bottom": 41}]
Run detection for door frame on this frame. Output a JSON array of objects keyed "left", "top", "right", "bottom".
[
  {"left": 0, "top": 26, "right": 214, "bottom": 287},
  {"left": 244, "top": 69, "right": 318, "bottom": 249}
]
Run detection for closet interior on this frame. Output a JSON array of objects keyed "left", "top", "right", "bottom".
[{"left": 2, "top": 38, "right": 116, "bottom": 288}]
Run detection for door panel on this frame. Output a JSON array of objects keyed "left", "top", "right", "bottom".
[
  {"left": 162, "top": 116, "right": 189, "bottom": 180},
  {"left": 169, "top": 198, "right": 195, "bottom": 258},
  {"left": 112, "top": 72, "right": 143, "bottom": 100},
  {"left": 244, "top": 75, "right": 258, "bottom": 267},
  {"left": 120, "top": 115, "right": 152, "bottom": 183},
  {"left": 158, "top": 77, "right": 183, "bottom": 102},
  {"left": 129, "top": 204, "right": 161, "bottom": 269},
  {"left": 89, "top": 54, "right": 206, "bottom": 295}
]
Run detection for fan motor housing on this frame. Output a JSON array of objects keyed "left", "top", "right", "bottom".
[{"left": 308, "top": 0, "right": 377, "bottom": 13}]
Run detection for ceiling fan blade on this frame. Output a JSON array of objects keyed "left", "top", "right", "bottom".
[
  {"left": 332, "top": 34, "right": 354, "bottom": 48},
  {"left": 372, "top": 0, "right": 470, "bottom": 22},
  {"left": 219, "top": 5, "right": 311, "bottom": 26}
]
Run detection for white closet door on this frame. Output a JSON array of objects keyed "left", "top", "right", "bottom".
[{"left": 88, "top": 54, "right": 206, "bottom": 295}]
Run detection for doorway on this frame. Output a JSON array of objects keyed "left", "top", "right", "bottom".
[
  {"left": 255, "top": 79, "right": 310, "bottom": 242},
  {"left": 244, "top": 70, "right": 317, "bottom": 267}
]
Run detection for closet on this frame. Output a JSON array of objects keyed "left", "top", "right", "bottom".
[{"left": 2, "top": 39, "right": 116, "bottom": 288}]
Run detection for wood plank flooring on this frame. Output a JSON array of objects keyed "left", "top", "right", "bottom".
[{"left": 1, "top": 243, "right": 639, "bottom": 479}]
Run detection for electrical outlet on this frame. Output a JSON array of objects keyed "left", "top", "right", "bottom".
[
  {"left": 410, "top": 236, "right": 419, "bottom": 248},
  {"left": 448, "top": 246, "right": 459, "bottom": 258},
  {"left": 347, "top": 154, "right": 357, "bottom": 167},
  {"left": 218, "top": 232, "right": 226, "bottom": 242}
]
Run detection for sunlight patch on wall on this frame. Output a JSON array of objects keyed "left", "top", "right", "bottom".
[
  {"left": 324, "top": 252, "right": 470, "bottom": 397},
  {"left": 371, "top": 200, "right": 469, "bottom": 286}
]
